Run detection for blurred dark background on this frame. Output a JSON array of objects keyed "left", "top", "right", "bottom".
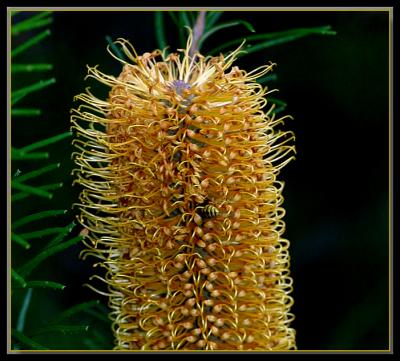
[{"left": 11, "top": 10, "right": 390, "bottom": 350}]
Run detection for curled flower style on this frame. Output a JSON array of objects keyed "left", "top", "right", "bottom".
[{"left": 71, "top": 31, "right": 296, "bottom": 350}]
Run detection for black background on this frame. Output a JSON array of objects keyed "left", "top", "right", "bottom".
[{"left": 11, "top": 9, "right": 390, "bottom": 350}]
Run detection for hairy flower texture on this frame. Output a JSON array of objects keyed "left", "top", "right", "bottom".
[{"left": 71, "top": 33, "right": 296, "bottom": 351}]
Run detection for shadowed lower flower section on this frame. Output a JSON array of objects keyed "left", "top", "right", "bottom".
[{"left": 71, "top": 32, "right": 296, "bottom": 350}]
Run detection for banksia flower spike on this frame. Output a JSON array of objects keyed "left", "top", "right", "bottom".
[{"left": 71, "top": 31, "right": 296, "bottom": 350}]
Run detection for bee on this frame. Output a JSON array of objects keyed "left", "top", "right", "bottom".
[{"left": 202, "top": 204, "right": 220, "bottom": 219}]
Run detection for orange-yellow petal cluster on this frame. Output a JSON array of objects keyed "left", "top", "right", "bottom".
[{"left": 71, "top": 33, "right": 296, "bottom": 350}]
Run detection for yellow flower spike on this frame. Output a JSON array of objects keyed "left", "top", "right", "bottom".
[{"left": 71, "top": 33, "right": 296, "bottom": 350}]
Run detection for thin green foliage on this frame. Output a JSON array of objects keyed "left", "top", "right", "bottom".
[
  {"left": 178, "top": 12, "right": 191, "bottom": 47},
  {"left": 12, "top": 270, "right": 66, "bottom": 291},
  {"left": 12, "top": 183, "right": 63, "bottom": 202},
  {"left": 268, "top": 97, "right": 287, "bottom": 107},
  {"left": 44, "top": 221, "right": 76, "bottom": 249},
  {"left": 84, "top": 308, "right": 111, "bottom": 324},
  {"left": 187, "top": 11, "right": 197, "bottom": 25},
  {"left": 12, "top": 329, "right": 48, "bottom": 350},
  {"left": 50, "top": 300, "right": 100, "bottom": 324},
  {"left": 12, "top": 181, "right": 53, "bottom": 199},
  {"left": 10, "top": 11, "right": 91, "bottom": 351},
  {"left": 11, "top": 29, "right": 51, "bottom": 58},
  {"left": 86, "top": 302, "right": 113, "bottom": 325},
  {"left": 95, "top": 301, "right": 111, "bottom": 315},
  {"left": 12, "top": 268, "right": 27, "bottom": 288},
  {"left": 11, "top": 232, "right": 31, "bottom": 249},
  {"left": 12, "top": 151, "right": 49, "bottom": 160},
  {"left": 13, "top": 18, "right": 53, "bottom": 35},
  {"left": 19, "top": 227, "right": 68, "bottom": 241},
  {"left": 206, "top": 11, "right": 223, "bottom": 29},
  {"left": 155, "top": 12, "right": 167, "bottom": 50},
  {"left": 198, "top": 20, "right": 255, "bottom": 53},
  {"left": 257, "top": 73, "right": 278, "bottom": 84},
  {"left": 167, "top": 11, "right": 179, "bottom": 27},
  {"left": 31, "top": 325, "right": 90, "bottom": 336},
  {"left": 12, "top": 63, "right": 53, "bottom": 73},
  {"left": 11, "top": 108, "right": 42, "bottom": 116},
  {"left": 268, "top": 97, "right": 288, "bottom": 114},
  {"left": 13, "top": 209, "right": 67, "bottom": 229},
  {"left": 12, "top": 163, "right": 60, "bottom": 183},
  {"left": 11, "top": 11, "right": 53, "bottom": 35},
  {"left": 11, "top": 77, "right": 56, "bottom": 106},
  {"left": 105, "top": 36, "right": 126, "bottom": 61},
  {"left": 17, "top": 235, "right": 83, "bottom": 277},
  {"left": 244, "top": 31, "right": 335, "bottom": 56},
  {"left": 20, "top": 132, "right": 71, "bottom": 153},
  {"left": 16, "top": 288, "right": 33, "bottom": 332},
  {"left": 92, "top": 328, "right": 112, "bottom": 349},
  {"left": 83, "top": 338, "right": 102, "bottom": 350},
  {"left": 14, "top": 281, "right": 66, "bottom": 290},
  {"left": 179, "top": 11, "right": 191, "bottom": 28},
  {"left": 209, "top": 25, "right": 336, "bottom": 56}
]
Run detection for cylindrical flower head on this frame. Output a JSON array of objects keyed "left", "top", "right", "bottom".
[{"left": 71, "top": 32, "right": 296, "bottom": 350}]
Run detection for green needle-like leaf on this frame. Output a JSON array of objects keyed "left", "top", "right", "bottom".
[
  {"left": 268, "top": 97, "right": 287, "bottom": 114},
  {"left": 179, "top": 11, "right": 191, "bottom": 28},
  {"left": 13, "top": 210, "right": 67, "bottom": 229},
  {"left": 11, "top": 29, "right": 51, "bottom": 58},
  {"left": 11, "top": 77, "right": 56, "bottom": 106},
  {"left": 274, "top": 107, "right": 286, "bottom": 114},
  {"left": 19, "top": 227, "right": 68, "bottom": 240},
  {"left": 105, "top": 36, "right": 126, "bottom": 61},
  {"left": 168, "top": 11, "right": 179, "bottom": 27},
  {"left": 24, "top": 281, "right": 66, "bottom": 290},
  {"left": 268, "top": 97, "right": 287, "bottom": 107},
  {"left": 12, "top": 182, "right": 63, "bottom": 202},
  {"left": 11, "top": 232, "right": 31, "bottom": 249},
  {"left": 83, "top": 339, "right": 102, "bottom": 350},
  {"left": 50, "top": 300, "right": 100, "bottom": 324},
  {"left": 92, "top": 328, "right": 112, "bottom": 348},
  {"left": 11, "top": 181, "right": 53, "bottom": 199},
  {"left": 209, "top": 25, "right": 336, "bottom": 56},
  {"left": 44, "top": 221, "right": 76, "bottom": 249},
  {"left": 31, "top": 325, "right": 90, "bottom": 336},
  {"left": 187, "top": 11, "right": 197, "bottom": 26},
  {"left": 18, "top": 235, "right": 83, "bottom": 277},
  {"left": 12, "top": 268, "right": 27, "bottom": 288},
  {"left": 16, "top": 288, "right": 33, "bottom": 332},
  {"left": 11, "top": 151, "right": 49, "bottom": 160},
  {"left": 12, "top": 12, "right": 52, "bottom": 35},
  {"left": 155, "top": 12, "right": 167, "bottom": 50},
  {"left": 12, "top": 63, "right": 53, "bottom": 73},
  {"left": 12, "top": 329, "right": 47, "bottom": 350},
  {"left": 11, "top": 108, "right": 42, "bottom": 116},
  {"left": 178, "top": 12, "right": 191, "bottom": 47},
  {"left": 19, "top": 131, "right": 71, "bottom": 154},
  {"left": 168, "top": 11, "right": 185, "bottom": 48},
  {"left": 206, "top": 11, "right": 223, "bottom": 29},
  {"left": 90, "top": 302, "right": 113, "bottom": 323},
  {"left": 12, "top": 280, "right": 66, "bottom": 290},
  {"left": 245, "top": 35, "right": 319, "bottom": 55},
  {"left": 12, "top": 163, "right": 60, "bottom": 183},
  {"left": 95, "top": 301, "right": 110, "bottom": 314},
  {"left": 84, "top": 308, "right": 110, "bottom": 324},
  {"left": 13, "top": 18, "right": 53, "bottom": 35},
  {"left": 257, "top": 73, "right": 278, "bottom": 84},
  {"left": 199, "top": 20, "right": 255, "bottom": 52}
]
